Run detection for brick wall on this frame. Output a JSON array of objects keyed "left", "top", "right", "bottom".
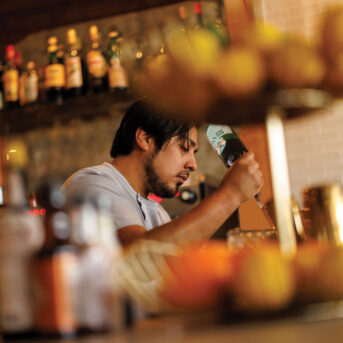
[{"left": 255, "top": 0, "right": 343, "bottom": 206}]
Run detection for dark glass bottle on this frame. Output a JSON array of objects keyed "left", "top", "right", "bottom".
[
  {"left": 207, "top": 124, "right": 248, "bottom": 167},
  {"left": 45, "top": 37, "right": 65, "bottom": 104},
  {"left": 193, "top": 2, "right": 205, "bottom": 30},
  {"left": 3, "top": 45, "right": 19, "bottom": 108},
  {"left": 86, "top": 25, "right": 108, "bottom": 93},
  {"left": 207, "top": 125, "right": 248, "bottom": 233},
  {"left": 65, "top": 29, "right": 83, "bottom": 97},
  {"left": 107, "top": 30, "right": 129, "bottom": 92},
  {"left": 30, "top": 182, "right": 78, "bottom": 339}
]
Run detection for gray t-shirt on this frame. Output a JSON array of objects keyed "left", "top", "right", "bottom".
[{"left": 62, "top": 162, "right": 171, "bottom": 231}]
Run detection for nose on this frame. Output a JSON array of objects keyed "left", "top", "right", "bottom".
[{"left": 186, "top": 152, "right": 197, "bottom": 172}]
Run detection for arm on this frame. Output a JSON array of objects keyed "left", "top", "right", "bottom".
[{"left": 117, "top": 152, "right": 263, "bottom": 247}]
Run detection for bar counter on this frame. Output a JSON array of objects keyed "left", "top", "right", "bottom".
[{"left": 9, "top": 310, "right": 343, "bottom": 343}]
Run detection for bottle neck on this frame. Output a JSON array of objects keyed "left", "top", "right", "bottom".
[
  {"left": 48, "top": 50, "right": 59, "bottom": 64},
  {"left": 91, "top": 40, "right": 101, "bottom": 50}
]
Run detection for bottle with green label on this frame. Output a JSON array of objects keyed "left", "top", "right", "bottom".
[
  {"left": 65, "top": 29, "right": 83, "bottom": 97},
  {"left": 207, "top": 124, "right": 248, "bottom": 167},
  {"left": 45, "top": 37, "right": 65, "bottom": 104},
  {"left": 107, "top": 30, "right": 129, "bottom": 92}
]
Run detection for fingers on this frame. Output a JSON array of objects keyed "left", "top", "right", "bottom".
[{"left": 237, "top": 151, "right": 254, "bottom": 162}]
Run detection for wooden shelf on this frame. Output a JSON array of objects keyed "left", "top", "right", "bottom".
[
  {"left": 0, "top": 91, "right": 136, "bottom": 134},
  {"left": 0, "top": 0, "right": 185, "bottom": 49}
]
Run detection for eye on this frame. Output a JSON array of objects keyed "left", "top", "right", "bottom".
[{"left": 180, "top": 145, "right": 189, "bottom": 152}]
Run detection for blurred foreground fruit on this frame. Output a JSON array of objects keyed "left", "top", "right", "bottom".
[
  {"left": 323, "top": 53, "right": 343, "bottom": 93},
  {"left": 214, "top": 46, "right": 266, "bottom": 98},
  {"left": 269, "top": 42, "right": 326, "bottom": 88},
  {"left": 292, "top": 241, "right": 331, "bottom": 302},
  {"left": 231, "top": 244, "right": 295, "bottom": 312},
  {"left": 316, "top": 247, "right": 343, "bottom": 301},
  {"left": 160, "top": 242, "right": 237, "bottom": 310},
  {"left": 321, "top": 6, "right": 343, "bottom": 60},
  {"left": 166, "top": 29, "right": 221, "bottom": 76},
  {"left": 239, "top": 21, "right": 284, "bottom": 56}
]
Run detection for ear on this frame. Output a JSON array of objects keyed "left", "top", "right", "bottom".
[{"left": 135, "top": 128, "right": 154, "bottom": 152}]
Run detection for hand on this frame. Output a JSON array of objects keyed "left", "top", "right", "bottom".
[{"left": 219, "top": 152, "right": 264, "bottom": 204}]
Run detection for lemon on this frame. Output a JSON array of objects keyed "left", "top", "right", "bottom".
[
  {"left": 232, "top": 244, "right": 295, "bottom": 312},
  {"left": 269, "top": 42, "right": 325, "bottom": 88},
  {"left": 214, "top": 46, "right": 266, "bottom": 98},
  {"left": 240, "top": 21, "right": 284, "bottom": 55},
  {"left": 166, "top": 29, "right": 221, "bottom": 75}
]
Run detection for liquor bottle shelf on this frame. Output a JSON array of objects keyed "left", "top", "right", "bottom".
[{"left": 0, "top": 91, "right": 136, "bottom": 135}]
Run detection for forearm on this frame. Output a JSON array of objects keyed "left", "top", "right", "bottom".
[{"left": 144, "top": 187, "right": 241, "bottom": 245}]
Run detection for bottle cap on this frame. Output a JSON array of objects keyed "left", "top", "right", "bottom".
[
  {"left": 5, "top": 45, "right": 15, "bottom": 60},
  {"left": 89, "top": 25, "right": 100, "bottom": 40},
  {"left": 67, "top": 28, "right": 78, "bottom": 44},
  {"left": 15, "top": 51, "right": 23, "bottom": 68},
  {"left": 47, "top": 36, "right": 58, "bottom": 46},
  {"left": 26, "top": 61, "right": 36, "bottom": 71},
  {"left": 193, "top": 2, "right": 202, "bottom": 14},
  {"left": 108, "top": 30, "right": 119, "bottom": 39}
]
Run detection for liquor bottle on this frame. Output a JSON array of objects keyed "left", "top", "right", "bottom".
[
  {"left": 178, "top": 5, "right": 189, "bottom": 32},
  {"left": 0, "top": 60, "right": 4, "bottom": 110},
  {"left": 3, "top": 45, "right": 19, "bottom": 108},
  {"left": 107, "top": 30, "right": 129, "bottom": 92},
  {"left": 31, "top": 181, "right": 78, "bottom": 338},
  {"left": 193, "top": 2, "right": 205, "bottom": 30},
  {"left": 17, "top": 53, "right": 26, "bottom": 107},
  {"left": 207, "top": 124, "right": 248, "bottom": 167},
  {"left": 24, "top": 61, "right": 39, "bottom": 105},
  {"left": 86, "top": 25, "right": 108, "bottom": 93},
  {"left": 0, "top": 141, "right": 44, "bottom": 339},
  {"left": 65, "top": 29, "right": 83, "bottom": 97},
  {"left": 45, "top": 37, "right": 65, "bottom": 104},
  {"left": 69, "top": 194, "right": 118, "bottom": 334},
  {"left": 207, "top": 0, "right": 229, "bottom": 46},
  {"left": 57, "top": 43, "right": 65, "bottom": 65},
  {"left": 206, "top": 124, "right": 275, "bottom": 229}
]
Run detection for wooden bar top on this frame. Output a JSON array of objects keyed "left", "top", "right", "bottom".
[{"left": 8, "top": 310, "right": 343, "bottom": 343}]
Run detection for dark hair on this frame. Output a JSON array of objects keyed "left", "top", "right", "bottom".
[{"left": 110, "top": 99, "right": 193, "bottom": 157}]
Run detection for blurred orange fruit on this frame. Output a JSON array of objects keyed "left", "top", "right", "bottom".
[
  {"left": 292, "top": 240, "right": 331, "bottom": 302},
  {"left": 316, "top": 247, "right": 343, "bottom": 301},
  {"left": 231, "top": 244, "right": 295, "bottom": 312},
  {"left": 214, "top": 46, "right": 266, "bottom": 98},
  {"left": 160, "top": 241, "right": 237, "bottom": 309}
]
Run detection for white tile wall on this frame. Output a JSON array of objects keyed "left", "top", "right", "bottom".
[{"left": 256, "top": 0, "right": 343, "bottom": 205}]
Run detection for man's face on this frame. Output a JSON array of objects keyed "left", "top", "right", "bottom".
[{"left": 144, "top": 127, "right": 198, "bottom": 198}]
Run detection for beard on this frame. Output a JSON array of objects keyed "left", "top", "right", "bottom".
[{"left": 144, "top": 152, "right": 180, "bottom": 198}]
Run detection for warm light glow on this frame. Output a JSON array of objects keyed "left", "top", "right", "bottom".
[
  {"left": 6, "top": 149, "right": 17, "bottom": 161},
  {"left": 337, "top": 201, "right": 343, "bottom": 243}
]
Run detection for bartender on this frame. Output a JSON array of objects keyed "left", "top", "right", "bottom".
[{"left": 62, "top": 99, "right": 263, "bottom": 247}]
